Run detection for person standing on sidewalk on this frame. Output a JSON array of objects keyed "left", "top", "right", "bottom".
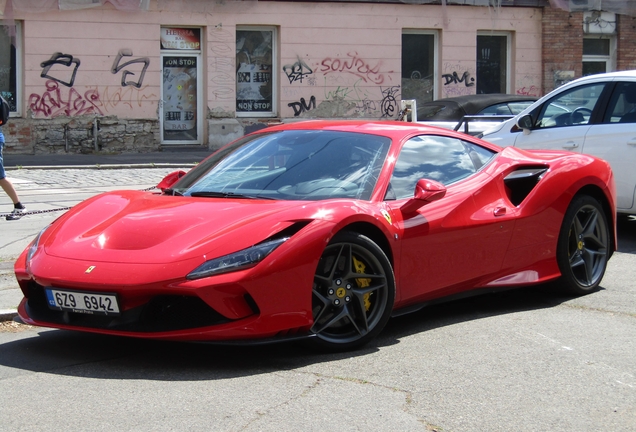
[{"left": 0, "top": 126, "right": 26, "bottom": 220}]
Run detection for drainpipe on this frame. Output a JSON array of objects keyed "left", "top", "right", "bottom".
[
  {"left": 93, "top": 117, "right": 99, "bottom": 151},
  {"left": 64, "top": 123, "right": 69, "bottom": 152}
]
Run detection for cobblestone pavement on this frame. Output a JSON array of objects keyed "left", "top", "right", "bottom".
[{"left": 7, "top": 166, "right": 192, "bottom": 190}]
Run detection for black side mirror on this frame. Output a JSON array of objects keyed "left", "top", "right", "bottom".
[{"left": 516, "top": 114, "right": 533, "bottom": 130}]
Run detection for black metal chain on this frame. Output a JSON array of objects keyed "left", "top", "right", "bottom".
[{"left": 1, "top": 185, "right": 160, "bottom": 221}]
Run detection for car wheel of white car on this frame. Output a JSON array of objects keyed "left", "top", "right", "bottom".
[
  {"left": 556, "top": 195, "right": 610, "bottom": 295},
  {"left": 310, "top": 231, "right": 395, "bottom": 351}
]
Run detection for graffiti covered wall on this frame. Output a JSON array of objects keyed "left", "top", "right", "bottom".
[
  {"left": 272, "top": 3, "right": 541, "bottom": 118},
  {"left": 7, "top": 1, "right": 542, "bottom": 153}
]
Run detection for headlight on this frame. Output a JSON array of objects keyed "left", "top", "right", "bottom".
[
  {"left": 26, "top": 225, "right": 51, "bottom": 271},
  {"left": 187, "top": 237, "right": 289, "bottom": 280}
]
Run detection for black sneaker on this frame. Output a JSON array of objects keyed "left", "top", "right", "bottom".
[{"left": 6, "top": 207, "right": 27, "bottom": 221}]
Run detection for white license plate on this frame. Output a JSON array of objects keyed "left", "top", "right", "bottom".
[{"left": 45, "top": 288, "right": 120, "bottom": 316}]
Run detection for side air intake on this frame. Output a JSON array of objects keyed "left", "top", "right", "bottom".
[{"left": 504, "top": 167, "right": 548, "bottom": 206}]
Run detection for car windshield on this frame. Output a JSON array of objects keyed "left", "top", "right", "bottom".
[{"left": 171, "top": 130, "right": 391, "bottom": 201}]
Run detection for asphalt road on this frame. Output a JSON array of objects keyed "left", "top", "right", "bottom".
[{"left": 0, "top": 167, "right": 634, "bottom": 431}]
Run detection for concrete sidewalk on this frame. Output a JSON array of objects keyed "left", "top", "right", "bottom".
[{"left": 4, "top": 148, "right": 213, "bottom": 170}]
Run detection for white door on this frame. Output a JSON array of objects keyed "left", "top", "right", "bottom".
[
  {"left": 582, "top": 81, "right": 636, "bottom": 212},
  {"left": 583, "top": 124, "right": 636, "bottom": 211},
  {"left": 160, "top": 27, "right": 203, "bottom": 145},
  {"left": 513, "top": 82, "right": 607, "bottom": 152}
]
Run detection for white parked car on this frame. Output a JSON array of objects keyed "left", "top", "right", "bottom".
[{"left": 481, "top": 70, "right": 636, "bottom": 215}]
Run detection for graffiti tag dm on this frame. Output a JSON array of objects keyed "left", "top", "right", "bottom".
[
  {"left": 288, "top": 96, "right": 316, "bottom": 116},
  {"left": 442, "top": 71, "right": 475, "bottom": 87}
]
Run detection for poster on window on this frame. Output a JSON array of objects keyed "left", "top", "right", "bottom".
[
  {"left": 163, "top": 56, "right": 198, "bottom": 141},
  {"left": 160, "top": 27, "right": 201, "bottom": 50},
  {"left": 236, "top": 30, "right": 273, "bottom": 113}
]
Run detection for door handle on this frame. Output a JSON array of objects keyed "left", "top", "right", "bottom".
[
  {"left": 627, "top": 140, "right": 636, "bottom": 146},
  {"left": 494, "top": 207, "right": 506, "bottom": 217},
  {"left": 563, "top": 141, "right": 578, "bottom": 149}
]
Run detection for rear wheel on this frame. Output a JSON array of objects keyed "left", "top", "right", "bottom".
[
  {"left": 310, "top": 231, "right": 395, "bottom": 351},
  {"left": 556, "top": 195, "right": 610, "bottom": 295}
]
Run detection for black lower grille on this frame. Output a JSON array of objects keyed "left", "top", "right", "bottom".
[{"left": 26, "top": 282, "right": 230, "bottom": 332}]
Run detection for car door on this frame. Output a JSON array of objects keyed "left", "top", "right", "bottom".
[
  {"left": 385, "top": 134, "right": 515, "bottom": 304},
  {"left": 512, "top": 82, "right": 608, "bottom": 152},
  {"left": 582, "top": 81, "right": 636, "bottom": 211}
]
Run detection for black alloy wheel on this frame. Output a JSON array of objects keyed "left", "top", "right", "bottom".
[
  {"left": 310, "top": 231, "right": 395, "bottom": 351},
  {"left": 556, "top": 195, "right": 610, "bottom": 295}
]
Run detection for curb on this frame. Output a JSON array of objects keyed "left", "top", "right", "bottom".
[{"left": 0, "top": 309, "right": 18, "bottom": 322}]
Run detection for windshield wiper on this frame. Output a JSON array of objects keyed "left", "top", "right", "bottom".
[{"left": 189, "top": 191, "right": 274, "bottom": 200}]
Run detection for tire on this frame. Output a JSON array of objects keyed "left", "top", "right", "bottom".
[
  {"left": 556, "top": 195, "right": 610, "bottom": 296},
  {"left": 309, "top": 231, "right": 395, "bottom": 351}
]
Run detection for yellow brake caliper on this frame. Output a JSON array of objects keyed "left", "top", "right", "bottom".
[{"left": 352, "top": 256, "right": 373, "bottom": 311}]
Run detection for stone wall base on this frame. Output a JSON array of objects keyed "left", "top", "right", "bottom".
[
  {"left": 2, "top": 116, "right": 286, "bottom": 155},
  {"left": 2, "top": 116, "right": 161, "bottom": 155}
]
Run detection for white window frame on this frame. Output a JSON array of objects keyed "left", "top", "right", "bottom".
[
  {"left": 1, "top": 21, "right": 22, "bottom": 117},
  {"left": 476, "top": 31, "right": 512, "bottom": 94},
  {"left": 583, "top": 36, "right": 616, "bottom": 74},
  {"left": 401, "top": 29, "right": 439, "bottom": 103},
  {"left": 236, "top": 25, "right": 278, "bottom": 118},
  {"left": 159, "top": 26, "right": 204, "bottom": 145}
]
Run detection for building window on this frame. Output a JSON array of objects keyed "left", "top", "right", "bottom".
[
  {"left": 401, "top": 31, "right": 437, "bottom": 108},
  {"left": 583, "top": 37, "right": 615, "bottom": 76},
  {"left": 476, "top": 33, "right": 510, "bottom": 94},
  {"left": 0, "top": 22, "right": 22, "bottom": 115},
  {"left": 160, "top": 27, "right": 203, "bottom": 144},
  {"left": 236, "top": 27, "right": 276, "bottom": 116}
]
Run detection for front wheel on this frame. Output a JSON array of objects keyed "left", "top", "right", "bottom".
[
  {"left": 310, "top": 231, "right": 395, "bottom": 351},
  {"left": 556, "top": 195, "right": 610, "bottom": 295}
]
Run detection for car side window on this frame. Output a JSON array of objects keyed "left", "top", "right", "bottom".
[
  {"left": 479, "top": 102, "right": 512, "bottom": 115},
  {"left": 478, "top": 101, "right": 533, "bottom": 116},
  {"left": 535, "top": 83, "right": 606, "bottom": 129},
  {"left": 603, "top": 82, "right": 636, "bottom": 124},
  {"left": 387, "top": 135, "right": 495, "bottom": 200}
]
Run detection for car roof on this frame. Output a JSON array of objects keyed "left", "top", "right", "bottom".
[
  {"left": 417, "top": 94, "right": 537, "bottom": 121},
  {"left": 573, "top": 70, "right": 636, "bottom": 81},
  {"left": 263, "top": 120, "right": 445, "bottom": 136},
  {"left": 549, "top": 70, "right": 636, "bottom": 91}
]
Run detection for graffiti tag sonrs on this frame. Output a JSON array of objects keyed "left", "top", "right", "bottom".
[{"left": 319, "top": 52, "right": 386, "bottom": 85}]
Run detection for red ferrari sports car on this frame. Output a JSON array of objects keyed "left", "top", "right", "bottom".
[{"left": 15, "top": 121, "right": 616, "bottom": 350}]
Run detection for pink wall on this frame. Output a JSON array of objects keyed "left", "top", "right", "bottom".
[{"left": 12, "top": 1, "right": 542, "bottom": 120}]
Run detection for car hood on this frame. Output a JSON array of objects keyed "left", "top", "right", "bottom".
[{"left": 42, "top": 190, "right": 325, "bottom": 264}]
